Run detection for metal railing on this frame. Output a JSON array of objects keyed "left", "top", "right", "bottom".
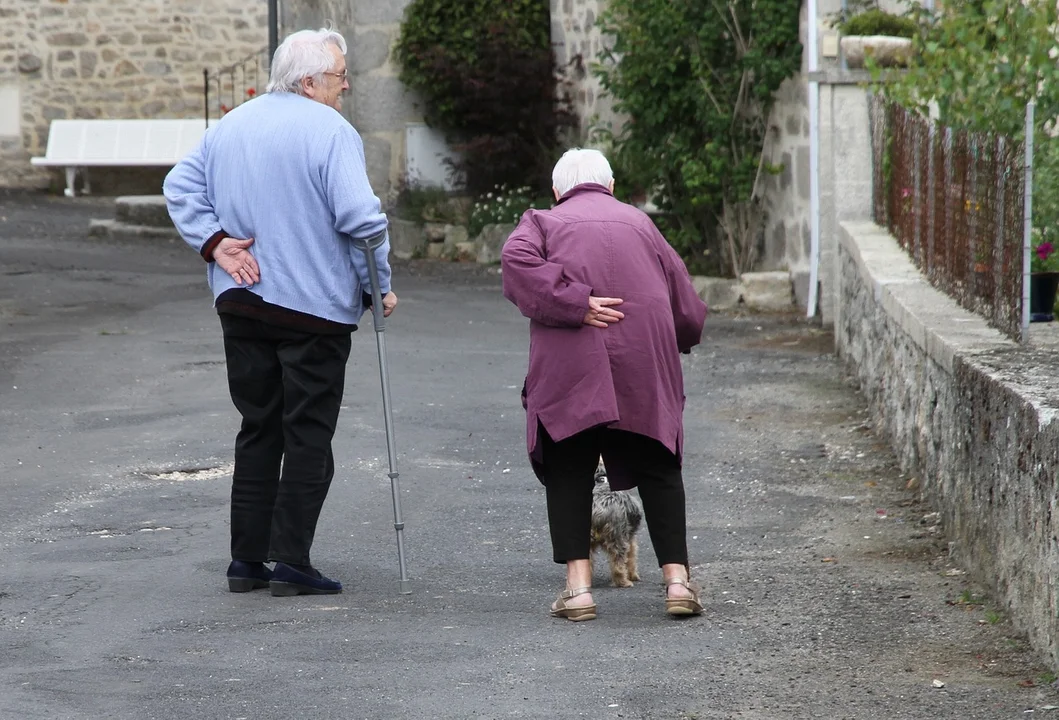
[
  {"left": 203, "top": 48, "right": 269, "bottom": 127},
  {"left": 870, "top": 96, "right": 1028, "bottom": 341}
]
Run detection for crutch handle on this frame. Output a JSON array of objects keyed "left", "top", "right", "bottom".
[
  {"left": 350, "top": 230, "right": 388, "bottom": 252},
  {"left": 350, "top": 230, "right": 388, "bottom": 332}
]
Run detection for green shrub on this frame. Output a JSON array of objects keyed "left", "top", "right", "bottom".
[
  {"left": 594, "top": 0, "right": 802, "bottom": 276},
  {"left": 840, "top": 9, "right": 917, "bottom": 38},
  {"left": 394, "top": 0, "right": 574, "bottom": 195}
]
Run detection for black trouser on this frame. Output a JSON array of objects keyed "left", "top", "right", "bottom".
[
  {"left": 540, "top": 426, "right": 689, "bottom": 567},
  {"left": 220, "top": 314, "right": 352, "bottom": 566}
]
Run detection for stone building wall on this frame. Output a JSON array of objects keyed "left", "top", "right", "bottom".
[
  {"left": 549, "top": 0, "right": 619, "bottom": 142},
  {"left": 0, "top": 0, "right": 269, "bottom": 190},
  {"left": 280, "top": 0, "right": 419, "bottom": 201}
]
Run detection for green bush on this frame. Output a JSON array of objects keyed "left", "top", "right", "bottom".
[
  {"left": 594, "top": 0, "right": 802, "bottom": 276},
  {"left": 394, "top": 0, "right": 574, "bottom": 195},
  {"left": 840, "top": 9, "right": 917, "bottom": 38}
]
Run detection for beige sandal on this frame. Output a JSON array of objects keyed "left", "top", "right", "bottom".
[
  {"left": 550, "top": 586, "right": 597, "bottom": 622},
  {"left": 664, "top": 577, "right": 703, "bottom": 616}
]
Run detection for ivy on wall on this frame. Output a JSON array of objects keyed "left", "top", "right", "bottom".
[{"left": 394, "top": 0, "right": 574, "bottom": 194}]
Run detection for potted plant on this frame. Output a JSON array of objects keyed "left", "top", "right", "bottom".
[
  {"left": 1030, "top": 229, "right": 1059, "bottom": 322},
  {"left": 835, "top": 3, "right": 918, "bottom": 69}
]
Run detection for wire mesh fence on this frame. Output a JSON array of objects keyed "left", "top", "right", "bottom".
[
  {"left": 203, "top": 48, "right": 269, "bottom": 127},
  {"left": 869, "top": 96, "right": 1026, "bottom": 341}
]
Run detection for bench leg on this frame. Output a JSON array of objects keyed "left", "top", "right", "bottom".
[
  {"left": 82, "top": 169, "right": 92, "bottom": 195},
  {"left": 64, "top": 167, "right": 77, "bottom": 197}
]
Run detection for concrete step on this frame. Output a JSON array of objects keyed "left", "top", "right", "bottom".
[
  {"left": 88, "top": 218, "right": 183, "bottom": 244},
  {"left": 114, "top": 195, "right": 173, "bottom": 228}
]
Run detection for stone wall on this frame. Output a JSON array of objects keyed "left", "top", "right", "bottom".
[
  {"left": 837, "top": 220, "right": 1059, "bottom": 671},
  {"left": 281, "top": 0, "right": 419, "bottom": 201},
  {"left": 0, "top": 0, "right": 269, "bottom": 190},
  {"left": 549, "top": 0, "right": 619, "bottom": 141}
]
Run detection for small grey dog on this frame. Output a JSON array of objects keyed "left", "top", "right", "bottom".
[{"left": 591, "top": 459, "right": 644, "bottom": 587}]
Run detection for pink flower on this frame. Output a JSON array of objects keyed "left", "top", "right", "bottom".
[
  {"left": 901, "top": 188, "right": 912, "bottom": 199},
  {"left": 1037, "top": 242, "right": 1053, "bottom": 261}
]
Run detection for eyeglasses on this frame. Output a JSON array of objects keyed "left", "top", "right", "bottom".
[{"left": 323, "top": 69, "right": 348, "bottom": 81}]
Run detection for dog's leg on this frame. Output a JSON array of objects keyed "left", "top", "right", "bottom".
[
  {"left": 627, "top": 538, "right": 641, "bottom": 582},
  {"left": 608, "top": 544, "right": 633, "bottom": 587}
]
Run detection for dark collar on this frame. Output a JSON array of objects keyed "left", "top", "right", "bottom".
[{"left": 556, "top": 183, "right": 614, "bottom": 205}]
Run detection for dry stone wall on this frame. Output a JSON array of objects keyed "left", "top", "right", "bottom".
[{"left": 0, "top": 0, "right": 268, "bottom": 189}]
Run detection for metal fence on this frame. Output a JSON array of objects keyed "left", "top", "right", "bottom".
[
  {"left": 203, "top": 48, "right": 269, "bottom": 127},
  {"left": 869, "top": 96, "right": 1027, "bottom": 340}
]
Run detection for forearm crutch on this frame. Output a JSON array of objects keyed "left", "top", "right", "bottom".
[{"left": 351, "top": 229, "right": 411, "bottom": 595}]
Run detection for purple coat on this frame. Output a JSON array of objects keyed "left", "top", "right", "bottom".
[{"left": 501, "top": 184, "right": 707, "bottom": 490}]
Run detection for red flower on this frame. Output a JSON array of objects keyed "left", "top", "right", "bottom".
[
  {"left": 246, "top": 88, "right": 256, "bottom": 97},
  {"left": 220, "top": 104, "right": 231, "bottom": 114}
]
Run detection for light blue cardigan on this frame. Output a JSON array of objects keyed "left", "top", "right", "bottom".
[{"left": 164, "top": 92, "right": 391, "bottom": 325}]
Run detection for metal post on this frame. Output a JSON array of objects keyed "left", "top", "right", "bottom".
[
  {"left": 1022, "top": 101, "right": 1035, "bottom": 341},
  {"left": 807, "top": 0, "right": 821, "bottom": 318},
  {"left": 268, "top": 0, "right": 279, "bottom": 70}
]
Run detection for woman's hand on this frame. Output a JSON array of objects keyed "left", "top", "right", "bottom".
[{"left": 583, "top": 296, "right": 624, "bottom": 328}]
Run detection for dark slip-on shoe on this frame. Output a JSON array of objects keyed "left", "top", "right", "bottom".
[
  {"left": 269, "top": 563, "right": 343, "bottom": 596},
  {"left": 227, "top": 560, "right": 273, "bottom": 593}
]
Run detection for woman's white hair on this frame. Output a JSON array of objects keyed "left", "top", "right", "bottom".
[
  {"left": 551, "top": 148, "right": 614, "bottom": 197},
  {"left": 266, "top": 28, "right": 347, "bottom": 94}
]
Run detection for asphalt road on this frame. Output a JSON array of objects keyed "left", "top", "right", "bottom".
[{"left": 1, "top": 191, "right": 1057, "bottom": 719}]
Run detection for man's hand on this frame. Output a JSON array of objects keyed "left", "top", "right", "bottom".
[
  {"left": 213, "top": 237, "right": 260, "bottom": 286},
  {"left": 372, "top": 291, "right": 397, "bottom": 317},
  {"left": 583, "top": 296, "right": 624, "bottom": 328}
]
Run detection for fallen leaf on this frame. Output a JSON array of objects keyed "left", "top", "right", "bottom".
[
  {"left": 1018, "top": 679, "right": 1037, "bottom": 688},
  {"left": 932, "top": 679, "right": 945, "bottom": 688},
  {"left": 822, "top": 557, "right": 836, "bottom": 563}
]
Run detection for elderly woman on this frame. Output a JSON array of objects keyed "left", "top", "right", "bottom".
[{"left": 502, "top": 148, "right": 708, "bottom": 621}]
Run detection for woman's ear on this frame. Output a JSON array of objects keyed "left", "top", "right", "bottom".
[
  {"left": 608, "top": 179, "right": 615, "bottom": 192},
  {"left": 552, "top": 186, "right": 561, "bottom": 202}
]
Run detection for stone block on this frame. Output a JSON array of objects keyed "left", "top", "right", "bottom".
[
  {"left": 792, "top": 269, "right": 813, "bottom": 312},
  {"left": 353, "top": 0, "right": 410, "bottom": 25},
  {"left": 442, "top": 224, "right": 468, "bottom": 250},
  {"left": 361, "top": 133, "right": 393, "bottom": 199},
  {"left": 691, "top": 276, "right": 744, "bottom": 311},
  {"left": 88, "top": 218, "right": 182, "bottom": 244},
  {"left": 351, "top": 74, "right": 417, "bottom": 134},
  {"left": 388, "top": 217, "right": 424, "bottom": 260},
  {"left": 475, "top": 223, "right": 515, "bottom": 265},
  {"left": 423, "top": 222, "right": 446, "bottom": 243},
  {"left": 453, "top": 241, "right": 476, "bottom": 262},
  {"left": 741, "top": 271, "right": 794, "bottom": 310},
  {"left": 115, "top": 195, "right": 174, "bottom": 228},
  {"left": 426, "top": 240, "right": 446, "bottom": 259},
  {"left": 352, "top": 29, "right": 392, "bottom": 74}
]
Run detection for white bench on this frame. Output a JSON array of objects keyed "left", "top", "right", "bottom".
[{"left": 30, "top": 118, "right": 207, "bottom": 197}]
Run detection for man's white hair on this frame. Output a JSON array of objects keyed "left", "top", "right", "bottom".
[
  {"left": 266, "top": 28, "right": 347, "bottom": 94},
  {"left": 552, "top": 148, "right": 614, "bottom": 197}
]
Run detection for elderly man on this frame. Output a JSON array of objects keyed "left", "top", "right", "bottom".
[
  {"left": 502, "top": 148, "right": 707, "bottom": 621},
  {"left": 164, "top": 28, "right": 396, "bottom": 597}
]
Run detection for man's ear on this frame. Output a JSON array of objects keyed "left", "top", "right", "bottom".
[{"left": 300, "top": 76, "right": 315, "bottom": 98}]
